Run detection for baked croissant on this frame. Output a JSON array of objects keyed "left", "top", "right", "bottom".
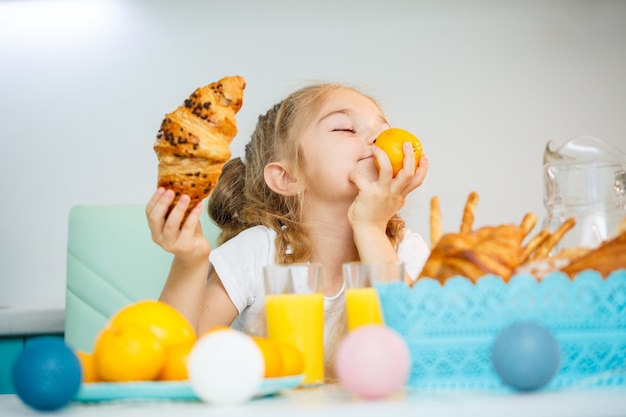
[
  {"left": 418, "top": 192, "right": 577, "bottom": 283},
  {"left": 560, "top": 230, "right": 626, "bottom": 278},
  {"left": 153, "top": 75, "right": 246, "bottom": 217},
  {"left": 419, "top": 225, "right": 525, "bottom": 283}
]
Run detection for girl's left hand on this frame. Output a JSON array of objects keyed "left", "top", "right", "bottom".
[{"left": 348, "top": 143, "right": 428, "bottom": 230}]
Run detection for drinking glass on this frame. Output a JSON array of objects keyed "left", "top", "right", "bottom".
[
  {"left": 342, "top": 261, "right": 404, "bottom": 332},
  {"left": 263, "top": 263, "right": 324, "bottom": 386}
]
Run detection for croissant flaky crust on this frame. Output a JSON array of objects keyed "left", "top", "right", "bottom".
[
  {"left": 154, "top": 75, "right": 246, "bottom": 215},
  {"left": 418, "top": 192, "right": 577, "bottom": 283},
  {"left": 561, "top": 230, "right": 626, "bottom": 278},
  {"left": 419, "top": 224, "right": 525, "bottom": 283},
  {"left": 418, "top": 191, "right": 626, "bottom": 283}
]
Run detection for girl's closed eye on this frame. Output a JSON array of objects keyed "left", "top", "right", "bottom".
[{"left": 332, "top": 127, "right": 355, "bottom": 133}]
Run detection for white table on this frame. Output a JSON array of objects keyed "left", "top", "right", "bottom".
[{"left": 2, "top": 385, "right": 626, "bottom": 417}]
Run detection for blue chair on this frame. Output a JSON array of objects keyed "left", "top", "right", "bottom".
[{"left": 64, "top": 204, "right": 220, "bottom": 353}]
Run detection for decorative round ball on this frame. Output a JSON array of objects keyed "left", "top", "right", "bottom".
[
  {"left": 491, "top": 321, "right": 561, "bottom": 391},
  {"left": 187, "top": 329, "right": 264, "bottom": 405},
  {"left": 334, "top": 325, "right": 411, "bottom": 399},
  {"left": 12, "top": 337, "right": 82, "bottom": 411}
]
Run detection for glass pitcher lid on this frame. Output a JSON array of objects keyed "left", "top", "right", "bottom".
[{"left": 544, "top": 135, "right": 626, "bottom": 166}]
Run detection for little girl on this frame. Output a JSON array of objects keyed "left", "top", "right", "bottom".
[{"left": 146, "top": 82, "right": 430, "bottom": 377}]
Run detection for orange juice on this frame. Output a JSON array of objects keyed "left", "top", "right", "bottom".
[
  {"left": 265, "top": 293, "right": 324, "bottom": 386},
  {"left": 345, "top": 287, "right": 384, "bottom": 331}
]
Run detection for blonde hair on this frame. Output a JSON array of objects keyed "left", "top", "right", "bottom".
[{"left": 208, "top": 83, "right": 405, "bottom": 263}]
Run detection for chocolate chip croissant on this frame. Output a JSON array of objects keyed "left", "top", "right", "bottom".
[{"left": 153, "top": 75, "right": 246, "bottom": 217}]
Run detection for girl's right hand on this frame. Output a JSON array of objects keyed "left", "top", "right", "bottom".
[{"left": 145, "top": 188, "right": 211, "bottom": 262}]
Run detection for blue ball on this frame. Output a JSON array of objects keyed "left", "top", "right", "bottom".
[
  {"left": 491, "top": 321, "right": 560, "bottom": 391},
  {"left": 12, "top": 336, "right": 82, "bottom": 411}
]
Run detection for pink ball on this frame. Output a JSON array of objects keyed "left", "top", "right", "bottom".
[{"left": 334, "top": 325, "right": 411, "bottom": 399}]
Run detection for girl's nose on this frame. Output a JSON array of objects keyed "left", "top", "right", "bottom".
[{"left": 366, "top": 131, "right": 378, "bottom": 145}]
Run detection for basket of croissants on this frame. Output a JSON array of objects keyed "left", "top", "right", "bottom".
[
  {"left": 419, "top": 191, "right": 626, "bottom": 283},
  {"left": 377, "top": 192, "right": 626, "bottom": 391}
]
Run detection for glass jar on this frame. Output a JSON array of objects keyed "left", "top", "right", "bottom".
[{"left": 543, "top": 136, "right": 626, "bottom": 252}]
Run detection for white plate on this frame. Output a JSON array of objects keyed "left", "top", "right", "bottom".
[{"left": 74, "top": 374, "right": 305, "bottom": 403}]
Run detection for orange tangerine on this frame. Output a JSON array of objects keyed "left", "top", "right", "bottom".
[
  {"left": 76, "top": 351, "right": 99, "bottom": 383},
  {"left": 159, "top": 341, "right": 195, "bottom": 381},
  {"left": 107, "top": 300, "right": 197, "bottom": 349},
  {"left": 276, "top": 342, "right": 305, "bottom": 376},
  {"left": 94, "top": 323, "right": 166, "bottom": 382},
  {"left": 252, "top": 337, "right": 283, "bottom": 378},
  {"left": 374, "top": 128, "right": 423, "bottom": 177}
]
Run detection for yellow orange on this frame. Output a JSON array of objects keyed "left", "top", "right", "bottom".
[
  {"left": 276, "top": 342, "right": 305, "bottom": 376},
  {"left": 76, "top": 350, "right": 99, "bottom": 383},
  {"left": 159, "top": 341, "right": 195, "bottom": 381},
  {"left": 252, "top": 337, "right": 283, "bottom": 378},
  {"left": 108, "top": 300, "right": 197, "bottom": 349},
  {"left": 374, "top": 128, "right": 423, "bottom": 176},
  {"left": 94, "top": 323, "right": 166, "bottom": 382}
]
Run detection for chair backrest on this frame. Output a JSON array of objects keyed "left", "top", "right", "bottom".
[{"left": 64, "top": 204, "right": 221, "bottom": 353}]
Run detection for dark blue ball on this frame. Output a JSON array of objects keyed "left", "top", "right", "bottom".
[
  {"left": 491, "top": 321, "right": 560, "bottom": 391},
  {"left": 12, "top": 336, "right": 82, "bottom": 411}
]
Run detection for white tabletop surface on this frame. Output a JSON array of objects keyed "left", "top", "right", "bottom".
[{"left": 2, "top": 385, "right": 626, "bottom": 417}]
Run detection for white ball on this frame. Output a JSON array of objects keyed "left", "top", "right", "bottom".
[{"left": 187, "top": 329, "right": 264, "bottom": 405}]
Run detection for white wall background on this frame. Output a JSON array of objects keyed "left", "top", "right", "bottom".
[{"left": 1, "top": 0, "right": 625, "bottom": 309}]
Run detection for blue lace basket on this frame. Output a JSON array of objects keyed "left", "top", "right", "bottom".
[{"left": 377, "top": 269, "right": 626, "bottom": 391}]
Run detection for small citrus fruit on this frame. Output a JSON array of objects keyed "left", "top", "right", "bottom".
[
  {"left": 94, "top": 324, "right": 166, "bottom": 382},
  {"left": 252, "top": 337, "right": 283, "bottom": 378},
  {"left": 108, "top": 300, "right": 197, "bottom": 349},
  {"left": 374, "top": 128, "right": 423, "bottom": 176},
  {"left": 76, "top": 351, "right": 99, "bottom": 383},
  {"left": 276, "top": 342, "right": 305, "bottom": 376},
  {"left": 159, "top": 341, "right": 195, "bottom": 381}
]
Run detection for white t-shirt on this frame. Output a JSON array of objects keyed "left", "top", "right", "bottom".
[{"left": 208, "top": 225, "right": 429, "bottom": 340}]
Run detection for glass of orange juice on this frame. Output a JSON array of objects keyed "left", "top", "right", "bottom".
[
  {"left": 263, "top": 263, "right": 324, "bottom": 387},
  {"left": 342, "top": 262, "right": 404, "bottom": 332}
]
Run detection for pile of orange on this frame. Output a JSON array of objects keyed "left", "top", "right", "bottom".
[
  {"left": 251, "top": 337, "right": 305, "bottom": 378},
  {"left": 75, "top": 301, "right": 305, "bottom": 384},
  {"left": 76, "top": 300, "right": 197, "bottom": 383},
  {"left": 374, "top": 128, "right": 423, "bottom": 177},
  {"left": 199, "top": 328, "right": 304, "bottom": 378}
]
